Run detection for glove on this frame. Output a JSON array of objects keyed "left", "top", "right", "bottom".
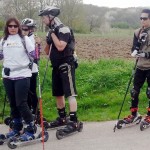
[
  {"left": 136, "top": 52, "right": 146, "bottom": 58},
  {"left": 131, "top": 50, "right": 138, "bottom": 57},
  {"left": 46, "top": 29, "right": 54, "bottom": 45}
]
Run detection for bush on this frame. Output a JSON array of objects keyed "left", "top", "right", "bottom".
[
  {"left": 111, "top": 22, "right": 129, "bottom": 29},
  {"left": 0, "top": 20, "right": 5, "bottom": 31}
]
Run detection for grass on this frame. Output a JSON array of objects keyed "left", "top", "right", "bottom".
[
  {"left": 0, "top": 58, "right": 149, "bottom": 123},
  {"left": 36, "top": 28, "right": 134, "bottom": 39}
]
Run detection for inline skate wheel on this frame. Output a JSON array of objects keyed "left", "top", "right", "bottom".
[
  {"left": 116, "top": 120, "right": 124, "bottom": 129},
  {"left": 140, "top": 122, "right": 146, "bottom": 131},
  {"left": 56, "top": 130, "right": 64, "bottom": 140},
  {"left": 0, "top": 134, "right": 5, "bottom": 145},
  {"left": 43, "top": 121, "right": 50, "bottom": 129},
  {"left": 78, "top": 122, "right": 83, "bottom": 132},
  {"left": 4, "top": 117, "right": 12, "bottom": 126},
  {"left": 39, "top": 131, "right": 49, "bottom": 142},
  {"left": 7, "top": 138, "right": 17, "bottom": 149}
]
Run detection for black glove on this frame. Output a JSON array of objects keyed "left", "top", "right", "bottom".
[{"left": 46, "top": 29, "right": 54, "bottom": 45}]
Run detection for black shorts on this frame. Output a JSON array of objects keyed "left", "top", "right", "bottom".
[{"left": 52, "top": 62, "right": 77, "bottom": 98}]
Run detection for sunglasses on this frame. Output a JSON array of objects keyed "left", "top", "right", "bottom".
[
  {"left": 22, "top": 28, "right": 29, "bottom": 31},
  {"left": 140, "top": 17, "right": 149, "bottom": 21},
  {"left": 8, "top": 25, "right": 18, "bottom": 28}
]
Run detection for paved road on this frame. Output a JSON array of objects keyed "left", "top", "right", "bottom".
[{"left": 0, "top": 121, "right": 150, "bottom": 150}]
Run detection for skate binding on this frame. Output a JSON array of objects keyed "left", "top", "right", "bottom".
[
  {"left": 7, "top": 126, "right": 49, "bottom": 149},
  {"left": 116, "top": 113, "right": 142, "bottom": 129},
  {"left": 56, "top": 121, "right": 83, "bottom": 140},
  {"left": 44, "top": 117, "right": 69, "bottom": 130},
  {"left": 0, "top": 130, "right": 21, "bottom": 145}
]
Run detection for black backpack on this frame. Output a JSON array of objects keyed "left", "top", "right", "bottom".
[{"left": 55, "top": 24, "right": 75, "bottom": 54}]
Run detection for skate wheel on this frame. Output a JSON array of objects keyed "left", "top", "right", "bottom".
[
  {"left": 140, "top": 122, "right": 146, "bottom": 131},
  {"left": 0, "top": 140, "right": 4, "bottom": 145},
  {"left": 78, "top": 122, "right": 83, "bottom": 132},
  {"left": 4, "top": 117, "right": 12, "bottom": 126},
  {"left": 0, "top": 134, "right": 5, "bottom": 145},
  {"left": 43, "top": 121, "right": 49, "bottom": 129},
  {"left": 56, "top": 130, "right": 64, "bottom": 140},
  {"left": 7, "top": 138, "right": 17, "bottom": 149},
  {"left": 116, "top": 120, "right": 124, "bottom": 129},
  {"left": 39, "top": 131, "right": 49, "bottom": 142}
]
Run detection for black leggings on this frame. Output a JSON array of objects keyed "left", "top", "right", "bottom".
[
  {"left": 131, "top": 68, "right": 150, "bottom": 108},
  {"left": 3, "top": 78, "right": 33, "bottom": 124},
  {"left": 27, "top": 73, "right": 38, "bottom": 114}
]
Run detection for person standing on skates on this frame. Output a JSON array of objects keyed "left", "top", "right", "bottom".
[
  {"left": 38, "top": 6, "right": 82, "bottom": 133},
  {"left": 0, "top": 17, "right": 37, "bottom": 141},
  {"left": 21, "top": 18, "right": 41, "bottom": 116},
  {"left": 123, "top": 9, "right": 150, "bottom": 126}
]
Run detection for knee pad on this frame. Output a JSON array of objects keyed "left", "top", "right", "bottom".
[
  {"left": 68, "top": 96, "right": 76, "bottom": 103},
  {"left": 130, "top": 88, "right": 139, "bottom": 99},
  {"left": 68, "top": 96, "right": 77, "bottom": 111},
  {"left": 147, "top": 87, "right": 150, "bottom": 99}
]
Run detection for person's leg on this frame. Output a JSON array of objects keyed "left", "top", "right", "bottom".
[
  {"left": 123, "top": 68, "right": 146, "bottom": 123},
  {"left": 29, "top": 73, "right": 38, "bottom": 114},
  {"left": 146, "top": 69, "right": 150, "bottom": 116},
  {"left": 15, "top": 78, "right": 33, "bottom": 123},
  {"left": 49, "top": 68, "right": 67, "bottom": 127},
  {"left": 15, "top": 78, "right": 36, "bottom": 141},
  {"left": 3, "top": 78, "right": 23, "bottom": 137},
  {"left": 130, "top": 68, "right": 146, "bottom": 115},
  {"left": 59, "top": 62, "right": 78, "bottom": 123}
]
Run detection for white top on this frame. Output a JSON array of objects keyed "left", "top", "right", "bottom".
[
  {"left": 0, "top": 34, "right": 35, "bottom": 78},
  {"left": 28, "top": 34, "right": 38, "bottom": 73}
]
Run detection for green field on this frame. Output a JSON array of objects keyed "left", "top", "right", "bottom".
[{"left": 0, "top": 58, "right": 149, "bottom": 123}]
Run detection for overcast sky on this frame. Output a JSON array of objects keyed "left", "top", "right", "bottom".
[{"left": 83, "top": 0, "right": 150, "bottom": 8}]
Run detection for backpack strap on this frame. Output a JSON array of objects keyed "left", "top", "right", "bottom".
[
  {"left": 21, "top": 36, "right": 34, "bottom": 69},
  {"left": 134, "top": 28, "right": 143, "bottom": 39},
  {"left": 2, "top": 39, "right": 5, "bottom": 47}
]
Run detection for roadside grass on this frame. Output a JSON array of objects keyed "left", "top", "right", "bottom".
[{"left": 0, "top": 58, "right": 148, "bottom": 123}]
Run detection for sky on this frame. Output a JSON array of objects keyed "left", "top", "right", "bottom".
[{"left": 83, "top": 0, "right": 150, "bottom": 8}]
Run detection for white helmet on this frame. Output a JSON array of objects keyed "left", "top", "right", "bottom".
[{"left": 21, "top": 18, "right": 36, "bottom": 28}]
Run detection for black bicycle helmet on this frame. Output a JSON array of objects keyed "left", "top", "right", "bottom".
[{"left": 39, "top": 6, "right": 60, "bottom": 17}]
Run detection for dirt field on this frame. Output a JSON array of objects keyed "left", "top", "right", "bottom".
[
  {"left": 41, "top": 36, "right": 133, "bottom": 60},
  {"left": 75, "top": 37, "right": 133, "bottom": 60}
]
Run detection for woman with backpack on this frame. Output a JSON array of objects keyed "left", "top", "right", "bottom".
[{"left": 0, "top": 17, "right": 37, "bottom": 141}]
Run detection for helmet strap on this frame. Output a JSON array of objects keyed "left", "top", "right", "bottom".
[
  {"left": 48, "top": 16, "right": 55, "bottom": 29},
  {"left": 28, "top": 31, "right": 33, "bottom": 37}
]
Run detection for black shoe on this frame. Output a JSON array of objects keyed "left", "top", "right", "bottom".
[
  {"left": 49, "top": 117, "right": 67, "bottom": 128},
  {"left": 62, "top": 121, "right": 81, "bottom": 133}
]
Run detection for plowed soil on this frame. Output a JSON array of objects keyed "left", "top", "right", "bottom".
[
  {"left": 41, "top": 36, "right": 133, "bottom": 60},
  {"left": 75, "top": 37, "right": 132, "bottom": 60}
]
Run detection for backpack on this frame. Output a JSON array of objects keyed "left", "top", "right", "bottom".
[
  {"left": 55, "top": 24, "right": 75, "bottom": 54},
  {"left": 52, "top": 25, "right": 78, "bottom": 68}
]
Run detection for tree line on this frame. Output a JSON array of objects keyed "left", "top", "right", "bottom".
[{"left": 0, "top": 0, "right": 147, "bottom": 33}]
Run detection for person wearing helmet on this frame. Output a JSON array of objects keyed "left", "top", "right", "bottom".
[
  {"left": 21, "top": 18, "right": 41, "bottom": 115},
  {"left": 39, "top": 6, "right": 82, "bottom": 132}
]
